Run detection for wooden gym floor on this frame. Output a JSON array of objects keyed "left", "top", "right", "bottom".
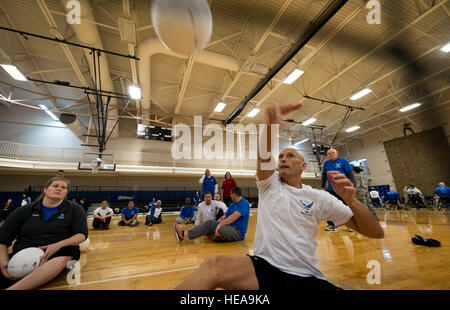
[{"left": 36, "top": 208, "right": 449, "bottom": 290}]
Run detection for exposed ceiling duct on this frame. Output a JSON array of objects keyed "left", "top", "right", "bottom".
[
  {"left": 62, "top": 0, "right": 120, "bottom": 140},
  {"left": 137, "top": 38, "right": 270, "bottom": 122}
]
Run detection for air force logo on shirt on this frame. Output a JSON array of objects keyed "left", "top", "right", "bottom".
[
  {"left": 335, "top": 163, "right": 342, "bottom": 168},
  {"left": 57, "top": 213, "right": 65, "bottom": 220},
  {"left": 299, "top": 199, "right": 313, "bottom": 217}
]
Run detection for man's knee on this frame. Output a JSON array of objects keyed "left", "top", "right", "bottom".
[{"left": 200, "top": 255, "right": 224, "bottom": 277}]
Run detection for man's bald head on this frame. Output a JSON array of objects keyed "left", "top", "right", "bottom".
[
  {"left": 327, "top": 148, "right": 338, "bottom": 161},
  {"left": 278, "top": 148, "right": 307, "bottom": 179},
  {"left": 438, "top": 182, "right": 445, "bottom": 187}
]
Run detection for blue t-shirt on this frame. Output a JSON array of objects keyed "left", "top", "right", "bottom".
[
  {"left": 323, "top": 157, "right": 353, "bottom": 191},
  {"left": 41, "top": 202, "right": 63, "bottom": 222},
  {"left": 435, "top": 186, "right": 450, "bottom": 197},
  {"left": 149, "top": 201, "right": 157, "bottom": 207},
  {"left": 194, "top": 194, "right": 200, "bottom": 202},
  {"left": 225, "top": 198, "right": 250, "bottom": 240},
  {"left": 202, "top": 176, "right": 217, "bottom": 196},
  {"left": 384, "top": 191, "right": 400, "bottom": 201},
  {"left": 180, "top": 205, "right": 195, "bottom": 219},
  {"left": 122, "top": 207, "right": 139, "bottom": 220}
]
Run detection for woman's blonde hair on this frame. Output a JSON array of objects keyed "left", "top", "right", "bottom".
[{"left": 37, "top": 177, "right": 71, "bottom": 201}]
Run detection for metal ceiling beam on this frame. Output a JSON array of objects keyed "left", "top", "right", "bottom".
[
  {"left": 174, "top": 53, "right": 197, "bottom": 115},
  {"left": 224, "top": 0, "right": 349, "bottom": 125}
]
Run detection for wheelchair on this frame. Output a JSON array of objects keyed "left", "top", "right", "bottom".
[
  {"left": 383, "top": 198, "right": 403, "bottom": 210},
  {"left": 406, "top": 194, "right": 427, "bottom": 209},
  {"left": 435, "top": 196, "right": 450, "bottom": 210}
]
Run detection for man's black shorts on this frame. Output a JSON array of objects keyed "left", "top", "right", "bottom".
[{"left": 248, "top": 255, "right": 342, "bottom": 290}]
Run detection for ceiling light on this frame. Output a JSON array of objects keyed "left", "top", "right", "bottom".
[
  {"left": 1, "top": 64, "right": 27, "bottom": 81},
  {"left": 441, "top": 42, "right": 450, "bottom": 53},
  {"left": 214, "top": 102, "right": 227, "bottom": 112},
  {"left": 399, "top": 103, "right": 421, "bottom": 112},
  {"left": 294, "top": 138, "right": 309, "bottom": 146},
  {"left": 128, "top": 85, "right": 141, "bottom": 99},
  {"left": 283, "top": 69, "right": 304, "bottom": 84},
  {"left": 345, "top": 125, "right": 360, "bottom": 133},
  {"left": 350, "top": 88, "right": 372, "bottom": 100},
  {"left": 302, "top": 118, "right": 316, "bottom": 126},
  {"left": 39, "top": 104, "right": 59, "bottom": 121},
  {"left": 247, "top": 108, "right": 260, "bottom": 117}
]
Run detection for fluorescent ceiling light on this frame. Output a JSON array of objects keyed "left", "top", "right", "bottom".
[
  {"left": 214, "top": 102, "right": 227, "bottom": 112},
  {"left": 283, "top": 69, "right": 304, "bottom": 84},
  {"left": 302, "top": 118, "right": 316, "bottom": 126},
  {"left": 128, "top": 85, "right": 141, "bottom": 99},
  {"left": 247, "top": 108, "right": 260, "bottom": 117},
  {"left": 441, "top": 42, "right": 450, "bottom": 53},
  {"left": 345, "top": 125, "right": 360, "bottom": 133},
  {"left": 399, "top": 103, "right": 421, "bottom": 112},
  {"left": 39, "top": 104, "right": 59, "bottom": 121},
  {"left": 294, "top": 138, "right": 309, "bottom": 146},
  {"left": 350, "top": 88, "right": 372, "bottom": 100},
  {"left": 1, "top": 64, "right": 27, "bottom": 81}
]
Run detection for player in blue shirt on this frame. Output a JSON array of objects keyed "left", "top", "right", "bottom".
[
  {"left": 434, "top": 182, "right": 450, "bottom": 209},
  {"left": 199, "top": 169, "right": 218, "bottom": 197},
  {"left": 176, "top": 198, "right": 195, "bottom": 224},
  {"left": 321, "top": 149, "right": 356, "bottom": 231},
  {"left": 118, "top": 201, "right": 139, "bottom": 227},
  {"left": 173, "top": 186, "right": 250, "bottom": 243},
  {"left": 384, "top": 187, "right": 402, "bottom": 209}
]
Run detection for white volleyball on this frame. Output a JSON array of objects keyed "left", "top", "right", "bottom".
[
  {"left": 7, "top": 247, "right": 44, "bottom": 279},
  {"left": 79, "top": 237, "right": 90, "bottom": 252},
  {"left": 151, "top": 0, "right": 213, "bottom": 56}
]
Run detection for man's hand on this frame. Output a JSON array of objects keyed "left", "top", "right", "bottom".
[
  {"left": 265, "top": 103, "right": 302, "bottom": 125},
  {"left": 39, "top": 242, "right": 63, "bottom": 263},
  {"left": 215, "top": 224, "right": 222, "bottom": 237},
  {"left": 327, "top": 171, "right": 356, "bottom": 203}
]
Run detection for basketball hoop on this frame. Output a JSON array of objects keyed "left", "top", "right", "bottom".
[{"left": 91, "top": 159, "right": 102, "bottom": 174}]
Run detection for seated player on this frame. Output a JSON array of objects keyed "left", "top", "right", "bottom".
[
  {"left": 369, "top": 187, "right": 383, "bottom": 207},
  {"left": 92, "top": 200, "right": 113, "bottom": 230},
  {"left": 213, "top": 193, "right": 228, "bottom": 220},
  {"left": 0, "top": 199, "right": 14, "bottom": 223},
  {"left": 384, "top": 188, "right": 402, "bottom": 209},
  {"left": 145, "top": 200, "right": 163, "bottom": 226},
  {"left": 79, "top": 198, "right": 88, "bottom": 214},
  {"left": 194, "top": 192, "right": 228, "bottom": 225},
  {"left": 0, "top": 177, "right": 88, "bottom": 290},
  {"left": 173, "top": 186, "right": 250, "bottom": 243},
  {"left": 406, "top": 184, "right": 426, "bottom": 208},
  {"left": 434, "top": 182, "right": 450, "bottom": 209},
  {"left": 172, "top": 103, "right": 383, "bottom": 290},
  {"left": 21, "top": 194, "right": 31, "bottom": 207},
  {"left": 176, "top": 198, "right": 195, "bottom": 224},
  {"left": 194, "top": 191, "right": 201, "bottom": 206},
  {"left": 118, "top": 201, "right": 139, "bottom": 227}
]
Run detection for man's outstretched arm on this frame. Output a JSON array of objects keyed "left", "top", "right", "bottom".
[{"left": 257, "top": 103, "right": 302, "bottom": 181}]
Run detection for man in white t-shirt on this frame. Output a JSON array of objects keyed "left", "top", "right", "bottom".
[
  {"left": 172, "top": 103, "right": 383, "bottom": 290},
  {"left": 195, "top": 192, "right": 228, "bottom": 226},
  {"left": 369, "top": 187, "right": 383, "bottom": 207},
  {"left": 93, "top": 200, "right": 114, "bottom": 229}
]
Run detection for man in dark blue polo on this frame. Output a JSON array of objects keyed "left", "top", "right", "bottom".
[
  {"left": 321, "top": 148, "right": 355, "bottom": 231},
  {"left": 199, "top": 169, "right": 218, "bottom": 198}
]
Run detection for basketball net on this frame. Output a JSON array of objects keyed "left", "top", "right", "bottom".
[{"left": 91, "top": 165, "right": 100, "bottom": 174}]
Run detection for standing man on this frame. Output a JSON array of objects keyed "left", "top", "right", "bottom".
[
  {"left": 118, "top": 201, "right": 139, "bottom": 227},
  {"left": 92, "top": 200, "right": 114, "bottom": 229},
  {"left": 171, "top": 103, "right": 383, "bottom": 290},
  {"left": 321, "top": 148, "right": 355, "bottom": 231},
  {"left": 194, "top": 192, "right": 228, "bottom": 226},
  {"left": 173, "top": 187, "right": 250, "bottom": 243},
  {"left": 199, "top": 169, "right": 218, "bottom": 198}
]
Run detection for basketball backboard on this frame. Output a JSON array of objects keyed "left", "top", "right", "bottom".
[{"left": 78, "top": 152, "right": 116, "bottom": 172}]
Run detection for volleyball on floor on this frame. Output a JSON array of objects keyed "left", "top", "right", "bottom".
[
  {"left": 151, "top": 0, "right": 213, "bottom": 56},
  {"left": 79, "top": 237, "right": 90, "bottom": 252},
  {"left": 7, "top": 247, "right": 44, "bottom": 279}
]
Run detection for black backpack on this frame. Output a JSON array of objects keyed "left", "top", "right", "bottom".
[{"left": 411, "top": 234, "right": 441, "bottom": 247}]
